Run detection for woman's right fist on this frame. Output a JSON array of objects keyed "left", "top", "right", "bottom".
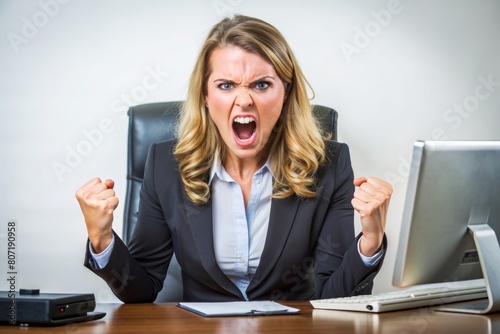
[{"left": 75, "top": 177, "right": 119, "bottom": 253}]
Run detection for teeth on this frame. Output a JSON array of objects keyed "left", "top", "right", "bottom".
[{"left": 234, "top": 117, "right": 254, "bottom": 124}]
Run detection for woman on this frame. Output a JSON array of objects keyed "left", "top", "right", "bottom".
[{"left": 76, "top": 15, "right": 392, "bottom": 303}]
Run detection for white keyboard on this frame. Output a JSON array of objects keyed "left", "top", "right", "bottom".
[{"left": 310, "top": 279, "right": 487, "bottom": 313}]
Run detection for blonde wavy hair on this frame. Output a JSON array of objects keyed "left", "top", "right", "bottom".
[{"left": 174, "top": 15, "right": 329, "bottom": 205}]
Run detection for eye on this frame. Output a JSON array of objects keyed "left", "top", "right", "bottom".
[
  {"left": 254, "top": 81, "right": 270, "bottom": 90},
  {"left": 217, "top": 82, "right": 234, "bottom": 90}
]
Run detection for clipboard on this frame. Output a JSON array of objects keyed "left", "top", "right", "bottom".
[{"left": 177, "top": 301, "right": 300, "bottom": 317}]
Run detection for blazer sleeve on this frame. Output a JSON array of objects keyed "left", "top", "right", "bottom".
[
  {"left": 83, "top": 230, "right": 159, "bottom": 302},
  {"left": 314, "top": 142, "right": 387, "bottom": 299}
]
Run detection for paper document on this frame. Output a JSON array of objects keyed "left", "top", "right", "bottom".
[{"left": 177, "top": 301, "right": 300, "bottom": 317}]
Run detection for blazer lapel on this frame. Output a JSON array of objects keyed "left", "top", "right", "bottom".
[
  {"left": 247, "top": 196, "right": 301, "bottom": 291},
  {"left": 182, "top": 196, "right": 243, "bottom": 299}
]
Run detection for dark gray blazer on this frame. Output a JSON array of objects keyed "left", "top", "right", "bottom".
[{"left": 84, "top": 139, "right": 386, "bottom": 303}]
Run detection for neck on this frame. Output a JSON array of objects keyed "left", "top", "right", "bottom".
[{"left": 224, "top": 153, "right": 267, "bottom": 183}]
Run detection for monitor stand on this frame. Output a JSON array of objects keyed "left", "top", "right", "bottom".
[{"left": 437, "top": 207, "right": 500, "bottom": 314}]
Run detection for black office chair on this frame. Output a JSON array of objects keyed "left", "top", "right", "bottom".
[{"left": 123, "top": 101, "right": 338, "bottom": 302}]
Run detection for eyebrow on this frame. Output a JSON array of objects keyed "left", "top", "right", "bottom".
[{"left": 212, "top": 76, "right": 275, "bottom": 85}]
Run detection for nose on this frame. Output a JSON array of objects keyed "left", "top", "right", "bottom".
[{"left": 234, "top": 89, "right": 253, "bottom": 108}]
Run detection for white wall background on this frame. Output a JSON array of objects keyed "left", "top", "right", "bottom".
[{"left": 1, "top": 0, "right": 499, "bottom": 303}]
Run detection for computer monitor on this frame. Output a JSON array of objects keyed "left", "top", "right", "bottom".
[{"left": 392, "top": 140, "right": 500, "bottom": 314}]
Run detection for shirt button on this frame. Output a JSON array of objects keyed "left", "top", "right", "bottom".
[{"left": 239, "top": 257, "right": 246, "bottom": 263}]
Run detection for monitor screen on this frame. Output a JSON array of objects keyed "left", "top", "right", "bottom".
[{"left": 392, "top": 140, "right": 500, "bottom": 314}]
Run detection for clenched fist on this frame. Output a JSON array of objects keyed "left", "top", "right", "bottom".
[
  {"left": 75, "top": 177, "right": 119, "bottom": 253},
  {"left": 351, "top": 176, "right": 393, "bottom": 257}
]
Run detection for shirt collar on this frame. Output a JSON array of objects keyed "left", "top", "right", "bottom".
[{"left": 209, "top": 155, "right": 273, "bottom": 185}]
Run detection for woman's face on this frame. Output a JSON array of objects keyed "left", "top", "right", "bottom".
[{"left": 205, "top": 45, "right": 286, "bottom": 164}]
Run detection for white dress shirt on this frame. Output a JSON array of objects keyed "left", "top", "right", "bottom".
[{"left": 209, "top": 158, "right": 273, "bottom": 300}]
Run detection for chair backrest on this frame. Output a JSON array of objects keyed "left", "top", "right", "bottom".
[{"left": 123, "top": 101, "right": 338, "bottom": 301}]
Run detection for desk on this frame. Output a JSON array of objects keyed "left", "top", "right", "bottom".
[{"left": 1, "top": 301, "right": 499, "bottom": 333}]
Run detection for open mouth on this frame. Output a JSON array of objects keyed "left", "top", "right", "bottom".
[{"left": 233, "top": 117, "right": 256, "bottom": 141}]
